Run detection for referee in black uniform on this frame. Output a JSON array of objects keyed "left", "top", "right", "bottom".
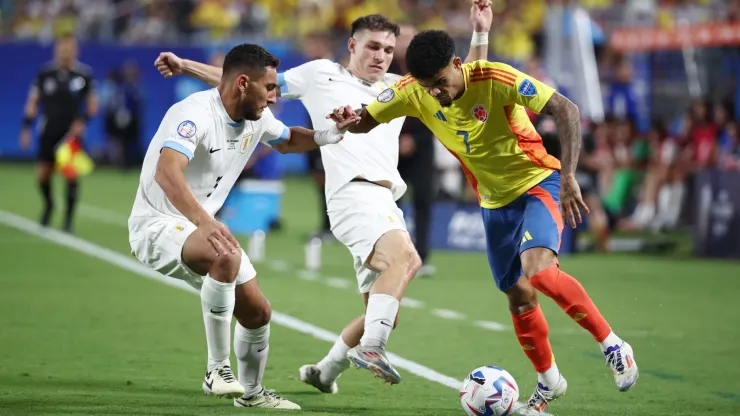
[{"left": 20, "top": 35, "right": 97, "bottom": 233}]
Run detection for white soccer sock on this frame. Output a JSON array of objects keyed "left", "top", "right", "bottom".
[
  {"left": 359, "top": 294, "right": 399, "bottom": 349},
  {"left": 234, "top": 322, "right": 270, "bottom": 398},
  {"left": 200, "top": 276, "right": 236, "bottom": 372},
  {"left": 537, "top": 361, "right": 561, "bottom": 388},
  {"left": 316, "top": 337, "right": 351, "bottom": 384},
  {"left": 599, "top": 331, "right": 624, "bottom": 354}
]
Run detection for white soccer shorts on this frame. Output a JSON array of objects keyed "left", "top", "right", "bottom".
[
  {"left": 328, "top": 181, "right": 408, "bottom": 293},
  {"left": 128, "top": 216, "right": 256, "bottom": 290}
]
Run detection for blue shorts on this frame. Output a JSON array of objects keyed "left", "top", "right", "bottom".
[{"left": 481, "top": 171, "right": 563, "bottom": 292}]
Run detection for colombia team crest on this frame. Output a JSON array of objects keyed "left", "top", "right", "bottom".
[{"left": 472, "top": 104, "right": 488, "bottom": 122}]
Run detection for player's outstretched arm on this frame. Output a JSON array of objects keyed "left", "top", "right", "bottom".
[
  {"left": 540, "top": 92, "right": 590, "bottom": 227},
  {"left": 155, "top": 52, "right": 223, "bottom": 87},
  {"left": 327, "top": 106, "right": 381, "bottom": 134},
  {"left": 464, "top": 0, "right": 492, "bottom": 63},
  {"left": 272, "top": 115, "right": 361, "bottom": 154}
]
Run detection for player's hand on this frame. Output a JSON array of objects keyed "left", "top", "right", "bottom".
[
  {"left": 19, "top": 129, "right": 31, "bottom": 149},
  {"left": 326, "top": 105, "right": 357, "bottom": 124},
  {"left": 560, "top": 173, "right": 590, "bottom": 228},
  {"left": 470, "top": 0, "right": 493, "bottom": 33},
  {"left": 155, "top": 52, "right": 184, "bottom": 78},
  {"left": 200, "top": 218, "right": 240, "bottom": 257}
]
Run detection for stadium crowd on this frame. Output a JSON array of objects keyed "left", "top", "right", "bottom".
[{"left": 4, "top": 0, "right": 739, "bottom": 237}]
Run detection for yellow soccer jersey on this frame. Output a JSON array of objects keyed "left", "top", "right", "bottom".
[{"left": 366, "top": 60, "right": 561, "bottom": 209}]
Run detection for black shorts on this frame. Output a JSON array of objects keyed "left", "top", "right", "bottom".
[
  {"left": 37, "top": 129, "right": 67, "bottom": 163},
  {"left": 307, "top": 148, "right": 324, "bottom": 173}
]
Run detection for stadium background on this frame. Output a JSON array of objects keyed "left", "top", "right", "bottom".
[{"left": 1, "top": 1, "right": 740, "bottom": 415}]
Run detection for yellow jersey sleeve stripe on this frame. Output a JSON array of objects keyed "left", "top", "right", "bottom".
[{"left": 504, "top": 105, "right": 561, "bottom": 170}]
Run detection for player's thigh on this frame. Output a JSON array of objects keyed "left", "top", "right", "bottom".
[
  {"left": 519, "top": 176, "right": 563, "bottom": 277},
  {"left": 328, "top": 182, "right": 414, "bottom": 290},
  {"left": 129, "top": 217, "right": 206, "bottom": 289},
  {"left": 233, "top": 277, "right": 271, "bottom": 329},
  {"left": 481, "top": 205, "right": 523, "bottom": 292}
]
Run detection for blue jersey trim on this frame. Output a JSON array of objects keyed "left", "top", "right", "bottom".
[{"left": 161, "top": 140, "right": 194, "bottom": 161}]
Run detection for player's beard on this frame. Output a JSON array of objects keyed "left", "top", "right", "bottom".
[{"left": 242, "top": 101, "right": 264, "bottom": 121}]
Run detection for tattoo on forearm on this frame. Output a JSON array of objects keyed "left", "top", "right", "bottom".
[{"left": 541, "top": 93, "right": 581, "bottom": 176}]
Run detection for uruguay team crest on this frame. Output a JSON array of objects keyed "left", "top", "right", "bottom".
[
  {"left": 472, "top": 104, "right": 488, "bottom": 122},
  {"left": 240, "top": 134, "right": 252, "bottom": 153}
]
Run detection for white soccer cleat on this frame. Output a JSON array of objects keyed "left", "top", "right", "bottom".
[
  {"left": 202, "top": 365, "right": 245, "bottom": 399},
  {"left": 605, "top": 341, "right": 639, "bottom": 392},
  {"left": 234, "top": 389, "right": 301, "bottom": 409},
  {"left": 299, "top": 364, "right": 339, "bottom": 394},
  {"left": 526, "top": 376, "right": 568, "bottom": 413}
]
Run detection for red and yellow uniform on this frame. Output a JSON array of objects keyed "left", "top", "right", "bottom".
[{"left": 366, "top": 60, "right": 560, "bottom": 209}]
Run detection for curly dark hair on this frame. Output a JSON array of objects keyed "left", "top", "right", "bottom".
[
  {"left": 406, "top": 30, "right": 456, "bottom": 80},
  {"left": 350, "top": 14, "right": 400, "bottom": 37},
  {"left": 223, "top": 44, "right": 280, "bottom": 78}
]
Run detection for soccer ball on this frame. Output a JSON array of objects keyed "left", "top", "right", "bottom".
[{"left": 460, "top": 366, "right": 519, "bottom": 416}]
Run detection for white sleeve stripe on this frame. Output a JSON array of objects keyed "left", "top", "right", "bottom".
[{"left": 161, "top": 140, "right": 194, "bottom": 161}]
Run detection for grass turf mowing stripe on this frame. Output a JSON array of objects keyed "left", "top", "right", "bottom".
[{"left": 0, "top": 209, "right": 548, "bottom": 416}]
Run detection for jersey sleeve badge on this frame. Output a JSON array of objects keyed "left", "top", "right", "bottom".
[
  {"left": 377, "top": 88, "right": 395, "bottom": 103},
  {"left": 518, "top": 79, "right": 537, "bottom": 97},
  {"left": 177, "top": 120, "right": 197, "bottom": 138}
]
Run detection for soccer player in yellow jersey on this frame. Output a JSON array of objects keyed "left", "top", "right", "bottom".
[{"left": 329, "top": 30, "right": 639, "bottom": 413}]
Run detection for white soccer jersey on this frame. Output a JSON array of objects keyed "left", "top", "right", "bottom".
[
  {"left": 279, "top": 59, "right": 407, "bottom": 202},
  {"left": 130, "top": 88, "right": 289, "bottom": 220}
]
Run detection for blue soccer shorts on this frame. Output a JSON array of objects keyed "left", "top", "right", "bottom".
[{"left": 480, "top": 171, "right": 563, "bottom": 292}]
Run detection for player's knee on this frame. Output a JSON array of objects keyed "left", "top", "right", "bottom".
[
  {"left": 520, "top": 248, "right": 557, "bottom": 279},
  {"left": 505, "top": 279, "right": 539, "bottom": 315},
  {"left": 235, "top": 299, "right": 272, "bottom": 329},
  {"left": 400, "top": 245, "right": 422, "bottom": 279},
  {"left": 210, "top": 252, "right": 241, "bottom": 283}
]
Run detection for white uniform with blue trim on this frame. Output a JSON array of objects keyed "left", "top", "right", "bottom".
[
  {"left": 128, "top": 88, "right": 289, "bottom": 290},
  {"left": 279, "top": 59, "right": 408, "bottom": 293}
]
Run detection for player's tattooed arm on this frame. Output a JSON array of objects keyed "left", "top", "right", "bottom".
[
  {"left": 541, "top": 92, "right": 581, "bottom": 175},
  {"left": 541, "top": 92, "right": 590, "bottom": 227},
  {"left": 327, "top": 106, "right": 380, "bottom": 134}
]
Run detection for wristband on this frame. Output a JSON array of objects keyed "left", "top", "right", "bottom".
[
  {"left": 23, "top": 116, "right": 34, "bottom": 128},
  {"left": 471, "top": 31, "right": 489, "bottom": 47},
  {"left": 313, "top": 125, "right": 344, "bottom": 146}
]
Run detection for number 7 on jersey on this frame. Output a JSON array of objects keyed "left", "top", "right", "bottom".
[{"left": 456, "top": 130, "right": 470, "bottom": 154}]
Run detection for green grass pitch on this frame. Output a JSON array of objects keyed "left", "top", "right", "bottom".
[{"left": 0, "top": 164, "right": 739, "bottom": 415}]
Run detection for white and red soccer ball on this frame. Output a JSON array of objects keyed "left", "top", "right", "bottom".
[{"left": 460, "top": 366, "right": 519, "bottom": 416}]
